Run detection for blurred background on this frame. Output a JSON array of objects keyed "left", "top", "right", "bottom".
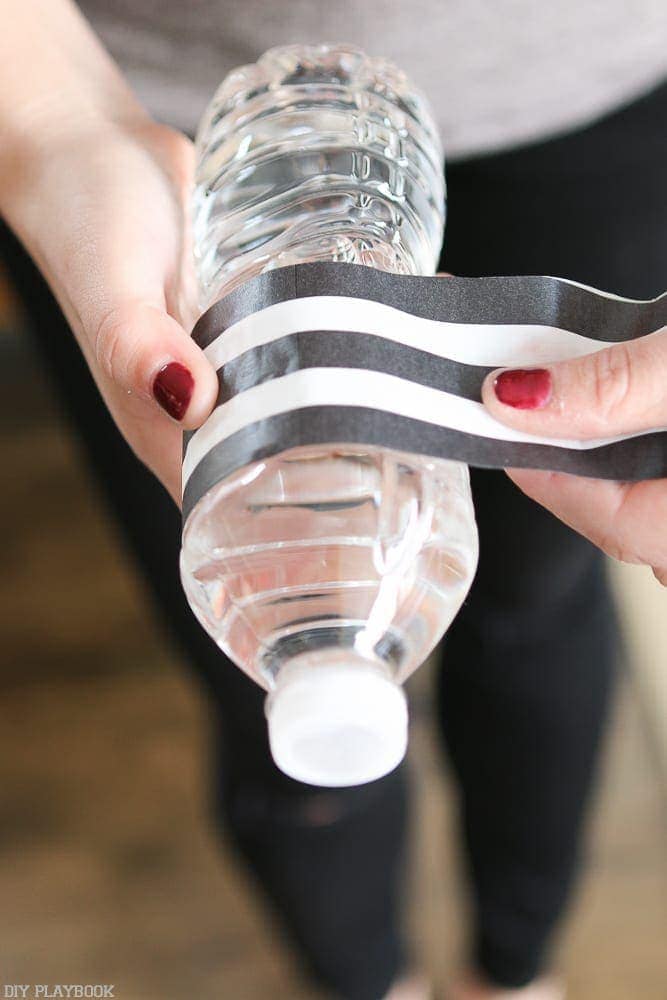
[{"left": 1, "top": 265, "right": 666, "bottom": 999}]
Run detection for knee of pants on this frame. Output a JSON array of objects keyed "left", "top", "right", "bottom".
[{"left": 219, "top": 774, "right": 403, "bottom": 840}]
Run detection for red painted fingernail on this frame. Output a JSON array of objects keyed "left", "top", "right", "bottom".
[
  {"left": 152, "top": 362, "right": 194, "bottom": 420},
  {"left": 493, "top": 368, "right": 552, "bottom": 410}
]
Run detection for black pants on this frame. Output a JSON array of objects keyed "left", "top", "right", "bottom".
[{"left": 3, "top": 82, "right": 665, "bottom": 999}]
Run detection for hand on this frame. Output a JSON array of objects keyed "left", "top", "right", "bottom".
[
  {"left": 5, "top": 115, "right": 218, "bottom": 504},
  {"left": 480, "top": 330, "right": 667, "bottom": 585}
]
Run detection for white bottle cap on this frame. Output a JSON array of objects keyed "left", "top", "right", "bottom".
[{"left": 265, "top": 654, "right": 408, "bottom": 787}]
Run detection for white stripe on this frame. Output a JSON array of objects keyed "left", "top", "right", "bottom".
[
  {"left": 202, "top": 296, "right": 666, "bottom": 372},
  {"left": 182, "top": 367, "right": 661, "bottom": 489},
  {"left": 555, "top": 276, "right": 667, "bottom": 304}
]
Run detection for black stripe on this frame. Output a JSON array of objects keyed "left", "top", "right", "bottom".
[
  {"left": 182, "top": 406, "right": 667, "bottom": 521},
  {"left": 215, "top": 330, "right": 491, "bottom": 406},
  {"left": 192, "top": 262, "right": 667, "bottom": 349}
]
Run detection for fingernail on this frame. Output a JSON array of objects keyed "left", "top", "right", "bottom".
[
  {"left": 493, "top": 368, "right": 552, "bottom": 410},
  {"left": 153, "top": 362, "right": 194, "bottom": 420}
]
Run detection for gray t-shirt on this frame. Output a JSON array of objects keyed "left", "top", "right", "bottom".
[{"left": 79, "top": 0, "right": 667, "bottom": 158}]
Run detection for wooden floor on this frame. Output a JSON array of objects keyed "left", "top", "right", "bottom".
[{"left": 1, "top": 326, "right": 666, "bottom": 999}]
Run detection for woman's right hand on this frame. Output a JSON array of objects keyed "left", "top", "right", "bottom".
[
  {"left": 0, "top": 0, "right": 218, "bottom": 505},
  {"left": 4, "top": 114, "right": 218, "bottom": 505}
]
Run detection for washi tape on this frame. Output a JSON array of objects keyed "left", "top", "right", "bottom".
[{"left": 182, "top": 263, "right": 667, "bottom": 520}]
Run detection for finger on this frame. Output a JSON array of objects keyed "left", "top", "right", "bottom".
[
  {"left": 91, "top": 299, "right": 218, "bottom": 429},
  {"left": 26, "top": 127, "right": 217, "bottom": 431},
  {"left": 506, "top": 468, "right": 667, "bottom": 571},
  {"left": 481, "top": 328, "right": 667, "bottom": 439}
]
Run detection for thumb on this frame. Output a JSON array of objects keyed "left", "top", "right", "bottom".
[
  {"left": 92, "top": 300, "right": 218, "bottom": 429},
  {"left": 481, "top": 328, "right": 667, "bottom": 440}
]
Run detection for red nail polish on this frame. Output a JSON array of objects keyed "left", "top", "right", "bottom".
[
  {"left": 493, "top": 368, "right": 552, "bottom": 410},
  {"left": 153, "top": 362, "right": 194, "bottom": 421}
]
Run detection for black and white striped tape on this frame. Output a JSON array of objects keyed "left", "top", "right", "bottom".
[{"left": 182, "top": 263, "right": 667, "bottom": 521}]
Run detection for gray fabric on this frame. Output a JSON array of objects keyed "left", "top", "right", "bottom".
[{"left": 78, "top": 0, "right": 667, "bottom": 157}]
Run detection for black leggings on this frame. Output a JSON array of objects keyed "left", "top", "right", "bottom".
[{"left": 3, "top": 82, "right": 665, "bottom": 999}]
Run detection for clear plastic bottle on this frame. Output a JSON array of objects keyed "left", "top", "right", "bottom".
[{"left": 181, "top": 44, "right": 478, "bottom": 787}]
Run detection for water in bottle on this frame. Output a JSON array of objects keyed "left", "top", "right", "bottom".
[{"left": 181, "top": 44, "right": 478, "bottom": 786}]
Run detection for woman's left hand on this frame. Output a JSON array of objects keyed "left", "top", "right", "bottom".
[{"left": 480, "top": 328, "right": 667, "bottom": 586}]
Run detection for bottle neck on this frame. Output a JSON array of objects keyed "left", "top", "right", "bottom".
[
  {"left": 270, "top": 647, "right": 392, "bottom": 691},
  {"left": 265, "top": 650, "right": 408, "bottom": 786}
]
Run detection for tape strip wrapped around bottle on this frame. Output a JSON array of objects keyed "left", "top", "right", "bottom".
[{"left": 182, "top": 262, "right": 667, "bottom": 521}]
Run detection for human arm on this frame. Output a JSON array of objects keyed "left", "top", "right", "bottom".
[{"left": 0, "top": 0, "right": 218, "bottom": 503}]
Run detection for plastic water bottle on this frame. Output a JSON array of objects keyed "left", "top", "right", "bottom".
[{"left": 181, "top": 44, "right": 478, "bottom": 787}]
